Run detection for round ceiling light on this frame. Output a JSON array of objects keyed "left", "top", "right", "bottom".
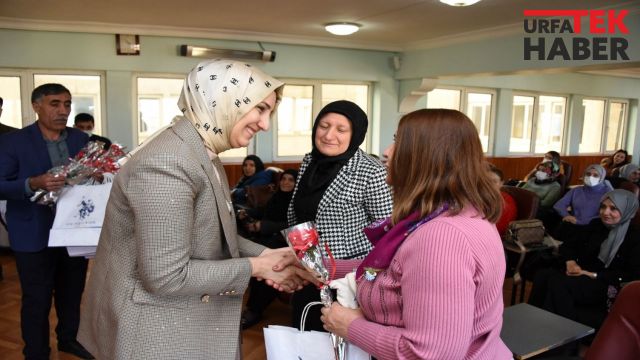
[
  {"left": 325, "top": 22, "right": 361, "bottom": 36},
  {"left": 439, "top": 0, "right": 482, "bottom": 6}
]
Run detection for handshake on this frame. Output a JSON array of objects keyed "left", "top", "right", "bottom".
[{"left": 249, "top": 247, "right": 321, "bottom": 293}]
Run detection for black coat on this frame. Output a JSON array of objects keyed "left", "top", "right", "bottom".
[{"left": 560, "top": 218, "right": 640, "bottom": 286}]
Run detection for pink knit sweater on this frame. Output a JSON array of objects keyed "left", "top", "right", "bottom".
[{"left": 335, "top": 208, "right": 512, "bottom": 360}]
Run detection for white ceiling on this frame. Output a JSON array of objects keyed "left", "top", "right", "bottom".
[{"left": 0, "top": 0, "right": 637, "bottom": 52}]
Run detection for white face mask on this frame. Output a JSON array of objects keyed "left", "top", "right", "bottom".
[
  {"left": 83, "top": 130, "right": 93, "bottom": 137},
  {"left": 583, "top": 176, "right": 600, "bottom": 187},
  {"left": 542, "top": 158, "right": 552, "bottom": 163},
  {"left": 535, "top": 171, "right": 549, "bottom": 181}
]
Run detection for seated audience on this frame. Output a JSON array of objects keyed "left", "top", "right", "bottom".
[
  {"left": 240, "top": 169, "right": 298, "bottom": 329},
  {"left": 554, "top": 164, "right": 613, "bottom": 226},
  {"left": 609, "top": 163, "right": 640, "bottom": 189},
  {"left": 231, "top": 155, "right": 273, "bottom": 206},
  {"left": 524, "top": 150, "right": 564, "bottom": 181},
  {"left": 529, "top": 189, "right": 640, "bottom": 329},
  {"left": 603, "top": 149, "right": 630, "bottom": 176},
  {"left": 489, "top": 164, "right": 518, "bottom": 236},
  {"left": 320, "top": 109, "right": 511, "bottom": 359},
  {"left": 522, "top": 161, "right": 562, "bottom": 208}
]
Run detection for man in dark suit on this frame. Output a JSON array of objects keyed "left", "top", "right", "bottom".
[
  {"left": 73, "top": 112, "right": 112, "bottom": 149},
  {"left": 0, "top": 96, "right": 19, "bottom": 135},
  {"left": 0, "top": 84, "right": 94, "bottom": 359}
]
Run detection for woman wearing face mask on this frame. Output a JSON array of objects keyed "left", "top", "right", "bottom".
[
  {"left": 524, "top": 151, "right": 564, "bottom": 181},
  {"left": 529, "top": 189, "right": 640, "bottom": 328},
  {"left": 554, "top": 164, "right": 613, "bottom": 225},
  {"left": 522, "top": 161, "right": 562, "bottom": 208},
  {"left": 231, "top": 155, "right": 273, "bottom": 207},
  {"left": 77, "top": 60, "right": 317, "bottom": 359},
  {"left": 288, "top": 100, "right": 393, "bottom": 331},
  {"left": 552, "top": 164, "right": 613, "bottom": 241}
]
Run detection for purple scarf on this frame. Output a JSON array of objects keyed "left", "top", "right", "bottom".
[{"left": 356, "top": 204, "right": 449, "bottom": 279}]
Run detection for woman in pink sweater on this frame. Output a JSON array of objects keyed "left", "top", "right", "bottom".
[{"left": 321, "top": 109, "right": 512, "bottom": 360}]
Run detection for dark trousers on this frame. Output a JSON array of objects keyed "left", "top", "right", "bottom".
[
  {"left": 246, "top": 278, "right": 279, "bottom": 315},
  {"left": 14, "top": 247, "right": 88, "bottom": 360},
  {"left": 291, "top": 284, "right": 325, "bottom": 331},
  {"left": 528, "top": 267, "right": 608, "bottom": 324},
  {"left": 245, "top": 233, "right": 286, "bottom": 315}
]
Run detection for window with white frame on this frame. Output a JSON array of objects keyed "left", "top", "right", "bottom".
[
  {"left": 579, "top": 98, "right": 628, "bottom": 154},
  {"left": 276, "top": 85, "right": 313, "bottom": 157},
  {"left": 426, "top": 88, "right": 461, "bottom": 110},
  {"left": 509, "top": 94, "right": 567, "bottom": 154},
  {"left": 0, "top": 76, "right": 23, "bottom": 128},
  {"left": 136, "top": 77, "right": 183, "bottom": 144},
  {"left": 34, "top": 74, "right": 103, "bottom": 133},
  {"left": 275, "top": 81, "right": 370, "bottom": 159},
  {"left": 426, "top": 87, "right": 495, "bottom": 152}
]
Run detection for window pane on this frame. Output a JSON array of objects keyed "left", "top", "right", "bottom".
[
  {"left": 137, "top": 78, "right": 183, "bottom": 144},
  {"left": 466, "top": 92, "right": 492, "bottom": 152},
  {"left": 606, "top": 102, "right": 626, "bottom": 152},
  {"left": 277, "top": 85, "right": 313, "bottom": 157},
  {"left": 534, "top": 96, "right": 566, "bottom": 154},
  {"left": 0, "top": 76, "right": 22, "bottom": 128},
  {"left": 322, "top": 84, "right": 369, "bottom": 152},
  {"left": 579, "top": 99, "right": 606, "bottom": 153},
  {"left": 34, "top": 74, "right": 102, "bottom": 133},
  {"left": 509, "top": 96, "right": 534, "bottom": 152},
  {"left": 427, "top": 88, "right": 460, "bottom": 110}
]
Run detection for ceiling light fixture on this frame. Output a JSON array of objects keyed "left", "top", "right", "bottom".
[
  {"left": 325, "top": 22, "right": 361, "bottom": 36},
  {"left": 439, "top": 0, "right": 482, "bottom": 6}
]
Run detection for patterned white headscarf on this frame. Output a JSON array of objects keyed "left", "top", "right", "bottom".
[{"left": 178, "top": 59, "right": 284, "bottom": 153}]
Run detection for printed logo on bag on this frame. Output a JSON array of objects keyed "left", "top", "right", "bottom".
[
  {"left": 77, "top": 198, "right": 96, "bottom": 220},
  {"left": 523, "top": 9, "right": 631, "bottom": 61}
]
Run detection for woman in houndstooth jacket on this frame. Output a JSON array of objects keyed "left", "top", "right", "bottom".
[
  {"left": 78, "top": 60, "right": 316, "bottom": 360},
  {"left": 287, "top": 100, "right": 393, "bottom": 331}
]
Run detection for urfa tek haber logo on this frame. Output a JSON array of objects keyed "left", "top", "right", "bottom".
[{"left": 523, "top": 10, "right": 630, "bottom": 60}]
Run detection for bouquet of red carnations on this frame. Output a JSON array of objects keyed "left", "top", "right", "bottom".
[
  {"left": 31, "top": 141, "right": 126, "bottom": 205},
  {"left": 281, "top": 221, "right": 345, "bottom": 360}
]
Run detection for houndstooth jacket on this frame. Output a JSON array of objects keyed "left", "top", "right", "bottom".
[
  {"left": 288, "top": 149, "right": 392, "bottom": 259},
  {"left": 78, "top": 118, "right": 265, "bottom": 360}
]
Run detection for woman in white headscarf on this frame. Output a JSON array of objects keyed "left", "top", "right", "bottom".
[
  {"left": 529, "top": 189, "right": 640, "bottom": 328},
  {"left": 78, "top": 59, "right": 316, "bottom": 360}
]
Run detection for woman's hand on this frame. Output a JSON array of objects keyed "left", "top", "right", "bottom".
[
  {"left": 578, "top": 270, "right": 598, "bottom": 279},
  {"left": 562, "top": 215, "right": 577, "bottom": 224},
  {"left": 565, "top": 260, "right": 582, "bottom": 276},
  {"left": 320, "top": 303, "right": 364, "bottom": 339},
  {"left": 252, "top": 248, "right": 321, "bottom": 291}
]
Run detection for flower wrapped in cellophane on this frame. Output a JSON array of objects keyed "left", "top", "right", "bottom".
[
  {"left": 31, "top": 141, "right": 127, "bottom": 205},
  {"left": 281, "top": 221, "right": 345, "bottom": 360}
]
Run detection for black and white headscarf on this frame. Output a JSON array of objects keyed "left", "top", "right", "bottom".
[{"left": 178, "top": 59, "right": 284, "bottom": 153}]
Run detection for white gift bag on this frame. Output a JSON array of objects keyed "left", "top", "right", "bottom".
[
  {"left": 263, "top": 302, "right": 371, "bottom": 360},
  {"left": 48, "top": 183, "right": 112, "bottom": 248}
]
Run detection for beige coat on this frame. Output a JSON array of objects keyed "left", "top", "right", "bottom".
[{"left": 78, "top": 118, "right": 265, "bottom": 359}]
